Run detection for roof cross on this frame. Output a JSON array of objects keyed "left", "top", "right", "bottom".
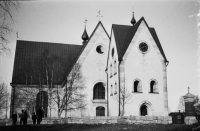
[
  {"left": 84, "top": 18, "right": 87, "bottom": 25},
  {"left": 16, "top": 32, "right": 18, "bottom": 39},
  {"left": 97, "top": 10, "right": 103, "bottom": 21}
]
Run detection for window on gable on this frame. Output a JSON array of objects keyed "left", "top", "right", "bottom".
[
  {"left": 110, "top": 64, "right": 112, "bottom": 77},
  {"left": 93, "top": 82, "right": 105, "bottom": 99},
  {"left": 114, "top": 82, "right": 117, "bottom": 94},
  {"left": 111, "top": 48, "right": 114, "bottom": 58},
  {"left": 110, "top": 84, "right": 113, "bottom": 96},
  {"left": 114, "top": 60, "right": 117, "bottom": 75},
  {"left": 149, "top": 80, "right": 158, "bottom": 93},
  {"left": 133, "top": 79, "right": 142, "bottom": 93},
  {"left": 96, "top": 45, "right": 105, "bottom": 54}
]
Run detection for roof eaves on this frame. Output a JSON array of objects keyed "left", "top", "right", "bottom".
[{"left": 148, "top": 28, "right": 168, "bottom": 63}]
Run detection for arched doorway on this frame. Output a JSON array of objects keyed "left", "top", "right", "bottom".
[
  {"left": 140, "top": 105, "right": 147, "bottom": 116},
  {"left": 36, "top": 91, "right": 48, "bottom": 117},
  {"left": 139, "top": 101, "right": 153, "bottom": 116},
  {"left": 96, "top": 106, "right": 105, "bottom": 116}
]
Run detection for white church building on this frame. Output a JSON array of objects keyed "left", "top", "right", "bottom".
[{"left": 10, "top": 13, "right": 169, "bottom": 117}]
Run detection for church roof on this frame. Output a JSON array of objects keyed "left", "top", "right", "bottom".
[
  {"left": 183, "top": 92, "right": 196, "bottom": 98},
  {"left": 112, "top": 17, "right": 168, "bottom": 62},
  {"left": 11, "top": 40, "right": 83, "bottom": 85}
]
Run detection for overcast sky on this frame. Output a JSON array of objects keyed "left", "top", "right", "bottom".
[{"left": 0, "top": 0, "right": 199, "bottom": 112}]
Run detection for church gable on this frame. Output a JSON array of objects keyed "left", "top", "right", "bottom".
[
  {"left": 77, "top": 21, "right": 110, "bottom": 65},
  {"left": 112, "top": 17, "right": 168, "bottom": 63},
  {"left": 123, "top": 18, "right": 167, "bottom": 64}
]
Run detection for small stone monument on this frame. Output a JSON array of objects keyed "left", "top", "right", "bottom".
[{"left": 183, "top": 87, "right": 196, "bottom": 116}]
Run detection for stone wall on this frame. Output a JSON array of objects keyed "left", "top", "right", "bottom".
[
  {"left": 42, "top": 116, "right": 172, "bottom": 125},
  {"left": 2, "top": 116, "right": 183, "bottom": 126}
]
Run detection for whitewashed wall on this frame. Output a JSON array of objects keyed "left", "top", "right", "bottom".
[
  {"left": 107, "top": 29, "right": 120, "bottom": 116},
  {"left": 79, "top": 23, "right": 110, "bottom": 116},
  {"left": 122, "top": 21, "right": 168, "bottom": 116}
]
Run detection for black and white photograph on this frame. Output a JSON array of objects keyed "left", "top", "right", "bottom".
[{"left": 0, "top": 0, "right": 200, "bottom": 130}]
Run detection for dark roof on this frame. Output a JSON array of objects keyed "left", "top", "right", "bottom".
[
  {"left": 12, "top": 40, "right": 83, "bottom": 85},
  {"left": 183, "top": 92, "right": 196, "bottom": 98},
  {"left": 112, "top": 17, "right": 168, "bottom": 62},
  {"left": 169, "top": 112, "right": 185, "bottom": 115},
  {"left": 149, "top": 28, "right": 168, "bottom": 62}
]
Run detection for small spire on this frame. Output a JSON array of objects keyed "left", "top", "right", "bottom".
[
  {"left": 188, "top": 87, "right": 190, "bottom": 93},
  {"left": 131, "top": 12, "right": 136, "bottom": 25},
  {"left": 82, "top": 18, "right": 89, "bottom": 43}
]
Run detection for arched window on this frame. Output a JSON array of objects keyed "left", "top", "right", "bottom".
[
  {"left": 114, "top": 60, "right": 117, "bottom": 74},
  {"left": 110, "top": 64, "right": 112, "bottom": 77},
  {"left": 114, "top": 82, "right": 117, "bottom": 94},
  {"left": 133, "top": 79, "right": 142, "bottom": 92},
  {"left": 93, "top": 83, "right": 105, "bottom": 99},
  {"left": 150, "top": 80, "right": 158, "bottom": 93},
  {"left": 111, "top": 48, "right": 114, "bottom": 58},
  {"left": 96, "top": 106, "right": 105, "bottom": 116},
  {"left": 110, "top": 84, "right": 113, "bottom": 96}
]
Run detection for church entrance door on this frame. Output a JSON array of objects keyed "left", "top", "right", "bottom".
[
  {"left": 36, "top": 91, "right": 48, "bottom": 117},
  {"left": 140, "top": 105, "right": 147, "bottom": 116}
]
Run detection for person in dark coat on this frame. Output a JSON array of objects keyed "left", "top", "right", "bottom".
[
  {"left": 12, "top": 111, "right": 17, "bottom": 126},
  {"left": 32, "top": 112, "right": 37, "bottom": 124},
  {"left": 23, "top": 110, "right": 28, "bottom": 125},
  {"left": 36, "top": 107, "right": 44, "bottom": 124},
  {"left": 19, "top": 110, "right": 25, "bottom": 125}
]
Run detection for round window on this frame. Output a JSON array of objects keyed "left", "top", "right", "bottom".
[
  {"left": 96, "top": 45, "right": 105, "bottom": 54},
  {"left": 139, "top": 42, "right": 148, "bottom": 53}
]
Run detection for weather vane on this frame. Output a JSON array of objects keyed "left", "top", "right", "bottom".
[
  {"left": 97, "top": 10, "right": 103, "bottom": 21},
  {"left": 84, "top": 17, "right": 87, "bottom": 25}
]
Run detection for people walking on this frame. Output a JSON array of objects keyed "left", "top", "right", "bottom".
[
  {"left": 23, "top": 110, "right": 28, "bottom": 125},
  {"left": 36, "top": 107, "right": 44, "bottom": 124},
  {"left": 32, "top": 112, "right": 37, "bottom": 124},
  {"left": 12, "top": 111, "right": 17, "bottom": 126},
  {"left": 19, "top": 110, "right": 25, "bottom": 125}
]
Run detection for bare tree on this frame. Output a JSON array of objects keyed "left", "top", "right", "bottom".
[
  {"left": 0, "top": 81, "right": 10, "bottom": 117},
  {"left": 194, "top": 96, "right": 199, "bottom": 104},
  {"left": 52, "top": 63, "right": 87, "bottom": 117},
  {"left": 177, "top": 96, "right": 185, "bottom": 112},
  {"left": 0, "top": 1, "right": 19, "bottom": 55},
  {"left": 193, "top": 96, "right": 200, "bottom": 121},
  {"left": 12, "top": 49, "right": 87, "bottom": 118},
  {"left": 14, "top": 86, "right": 38, "bottom": 116},
  {"left": 113, "top": 85, "right": 133, "bottom": 116}
]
